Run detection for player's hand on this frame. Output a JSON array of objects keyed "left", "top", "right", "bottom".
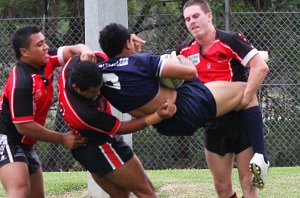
[
  {"left": 62, "top": 132, "right": 87, "bottom": 149},
  {"left": 177, "top": 55, "right": 196, "bottom": 68},
  {"left": 236, "top": 92, "right": 254, "bottom": 110},
  {"left": 131, "top": 34, "right": 146, "bottom": 52},
  {"left": 80, "top": 51, "right": 96, "bottom": 63},
  {"left": 156, "top": 99, "right": 177, "bottom": 119}
]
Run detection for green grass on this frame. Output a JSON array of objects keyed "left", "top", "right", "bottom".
[{"left": 0, "top": 167, "right": 299, "bottom": 197}]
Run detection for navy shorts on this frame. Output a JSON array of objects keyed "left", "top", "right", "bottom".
[
  {"left": 0, "top": 134, "right": 41, "bottom": 173},
  {"left": 71, "top": 135, "right": 134, "bottom": 178},
  {"left": 154, "top": 78, "right": 216, "bottom": 136},
  {"left": 204, "top": 111, "right": 251, "bottom": 156}
]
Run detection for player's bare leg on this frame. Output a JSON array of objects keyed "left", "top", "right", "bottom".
[
  {"left": 92, "top": 155, "right": 157, "bottom": 198},
  {"left": 0, "top": 162, "right": 31, "bottom": 198},
  {"left": 205, "top": 81, "right": 258, "bottom": 117}
]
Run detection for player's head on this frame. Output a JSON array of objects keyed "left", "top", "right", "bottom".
[
  {"left": 70, "top": 60, "right": 103, "bottom": 100},
  {"left": 183, "top": 0, "right": 213, "bottom": 40},
  {"left": 99, "top": 23, "right": 131, "bottom": 58},
  {"left": 183, "top": 0, "right": 211, "bottom": 14},
  {"left": 11, "top": 25, "right": 49, "bottom": 67}
]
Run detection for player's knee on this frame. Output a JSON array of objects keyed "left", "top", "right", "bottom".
[
  {"left": 214, "top": 180, "right": 233, "bottom": 197},
  {"left": 106, "top": 188, "right": 129, "bottom": 198},
  {"left": 132, "top": 179, "right": 157, "bottom": 198},
  {"left": 7, "top": 184, "right": 31, "bottom": 198}
]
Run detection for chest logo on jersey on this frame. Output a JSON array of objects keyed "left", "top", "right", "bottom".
[
  {"left": 216, "top": 52, "right": 228, "bottom": 62},
  {"left": 188, "top": 54, "right": 200, "bottom": 65},
  {"left": 34, "top": 90, "right": 43, "bottom": 100}
]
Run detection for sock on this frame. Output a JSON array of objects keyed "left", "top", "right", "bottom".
[
  {"left": 229, "top": 192, "right": 238, "bottom": 198},
  {"left": 240, "top": 106, "right": 269, "bottom": 162}
]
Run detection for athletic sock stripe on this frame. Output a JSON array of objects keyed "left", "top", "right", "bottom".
[{"left": 99, "top": 143, "right": 123, "bottom": 170}]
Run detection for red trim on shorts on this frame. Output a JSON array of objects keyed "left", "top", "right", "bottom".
[{"left": 100, "top": 143, "right": 123, "bottom": 169}]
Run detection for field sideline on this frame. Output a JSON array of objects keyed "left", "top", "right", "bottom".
[{"left": 0, "top": 167, "right": 299, "bottom": 197}]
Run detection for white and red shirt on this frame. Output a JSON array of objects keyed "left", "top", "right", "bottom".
[
  {"left": 0, "top": 48, "right": 64, "bottom": 145},
  {"left": 177, "top": 29, "right": 258, "bottom": 83}
]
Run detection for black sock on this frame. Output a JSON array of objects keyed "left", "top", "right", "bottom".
[{"left": 240, "top": 106, "right": 268, "bottom": 162}]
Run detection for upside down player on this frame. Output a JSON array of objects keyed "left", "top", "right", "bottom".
[
  {"left": 97, "top": 22, "right": 268, "bottom": 165},
  {"left": 177, "top": 1, "right": 270, "bottom": 196},
  {"left": 58, "top": 54, "right": 176, "bottom": 197}
]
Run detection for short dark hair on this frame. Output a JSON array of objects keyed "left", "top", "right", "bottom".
[
  {"left": 70, "top": 60, "right": 103, "bottom": 91},
  {"left": 99, "top": 23, "right": 131, "bottom": 58},
  {"left": 11, "top": 25, "right": 41, "bottom": 59},
  {"left": 183, "top": 0, "right": 211, "bottom": 14}
]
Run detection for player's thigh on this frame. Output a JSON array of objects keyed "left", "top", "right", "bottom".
[
  {"left": 0, "top": 162, "right": 30, "bottom": 196},
  {"left": 103, "top": 154, "right": 154, "bottom": 193},
  {"left": 205, "top": 81, "right": 246, "bottom": 117},
  {"left": 29, "top": 167, "right": 44, "bottom": 198},
  {"left": 205, "top": 149, "right": 234, "bottom": 182}
]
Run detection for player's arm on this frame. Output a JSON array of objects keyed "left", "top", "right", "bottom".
[
  {"left": 160, "top": 55, "right": 197, "bottom": 80},
  {"left": 61, "top": 44, "right": 96, "bottom": 63},
  {"left": 131, "top": 34, "right": 146, "bottom": 52},
  {"left": 117, "top": 99, "right": 177, "bottom": 134},
  {"left": 243, "top": 53, "right": 269, "bottom": 104},
  {"left": 230, "top": 32, "right": 269, "bottom": 107},
  {"left": 14, "top": 121, "right": 86, "bottom": 149}
]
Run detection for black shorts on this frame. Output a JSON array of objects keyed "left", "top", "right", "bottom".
[
  {"left": 204, "top": 111, "right": 251, "bottom": 156},
  {"left": 71, "top": 136, "right": 134, "bottom": 178},
  {"left": 154, "top": 78, "right": 216, "bottom": 136},
  {"left": 0, "top": 134, "right": 41, "bottom": 173}
]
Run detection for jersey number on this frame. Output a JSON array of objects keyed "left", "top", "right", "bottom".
[{"left": 102, "top": 73, "right": 121, "bottom": 90}]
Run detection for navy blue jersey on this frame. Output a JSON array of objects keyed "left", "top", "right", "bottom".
[
  {"left": 99, "top": 53, "right": 164, "bottom": 113},
  {"left": 99, "top": 53, "right": 217, "bottom": 136}
]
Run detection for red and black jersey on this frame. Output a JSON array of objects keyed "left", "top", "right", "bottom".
[
  {"left": 177, "top": 29, "right": 258, "bottom": 83},
  {"left": 0, "top": 48, "right": 64, "bottom": 145},
  {"left": 58, "top": 52, "right": 121, "bottom": 142}
]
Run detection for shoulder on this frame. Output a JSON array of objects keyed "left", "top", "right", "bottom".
[
  {"left": 217, "top": 29, "right": 250, "bottom": 45},
  {"left": 94, "top": 51, "right": 108, "bottom": 63},
  {"left": 14, "top": 63, "right": 33, "bottom": 88},
  {"left": 216, "top": 29, "right": 237, "bottom": 43},
  {"left": 176, "top": 38, "right": 195, "bottom": 54}
]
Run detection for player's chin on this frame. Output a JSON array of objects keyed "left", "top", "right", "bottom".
[
  {"left": 40, "top": 57, "right": 49, "bottom": 66},
  {"left": 44, "top": 56, "right": 49, "bottom": 62}
]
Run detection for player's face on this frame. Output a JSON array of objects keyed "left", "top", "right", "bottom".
[
  {"left": 22, "top": 32, "right": 49, "bottom": 69},
  {"left": 76, "top": 84, "right": 102, "bottom": 100},
  {"left": 183, "top": 5, "right": 212, "bottom": 40}
]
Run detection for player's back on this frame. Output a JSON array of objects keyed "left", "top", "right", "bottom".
[{"left": 99, "top": 53, "right": 177, "bottom": 118}]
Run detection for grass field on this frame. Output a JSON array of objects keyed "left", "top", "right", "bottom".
[{"left": 0, "top": 167, "right": 299, "bottom": 197}]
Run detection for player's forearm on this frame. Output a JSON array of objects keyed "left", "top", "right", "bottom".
[
  {"left": 245, "top": 58, "right": 269, "bottom": 97},
  {"left": 15, "top": 121, "right": 64, "bottom": 145},
  {"left": 62, "top": 44, "right": 94, "bottom": 62},
  {"left": 117, "top": 113, "right": 162, "bottom": 134}
]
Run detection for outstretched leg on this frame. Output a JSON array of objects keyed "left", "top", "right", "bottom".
[
  {"left": 93, "top": 155, "right": 157, "bottom": 198},
  {"left": 206, "top": 81, "right": 269, "bottom": 189}
]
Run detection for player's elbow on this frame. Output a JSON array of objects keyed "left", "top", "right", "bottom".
[
  {"left": 261, "top": 63, "right": 269, "bottom": 75},
  {"left": 185, "top": 67, "right": 197, "bottom": 79}
]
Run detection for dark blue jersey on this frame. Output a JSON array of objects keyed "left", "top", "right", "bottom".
[
  {"left": 99, "top": 53, "right": 217, "bottom": 136},
  {"left": 99, "top": 53, "right": 164, "bottom": 113}
]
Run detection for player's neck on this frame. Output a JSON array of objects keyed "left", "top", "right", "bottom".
[{"left": 196, "top": 27, "right": 216, "bottom": 51}]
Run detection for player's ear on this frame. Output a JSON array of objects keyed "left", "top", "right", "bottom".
[
  {"left": 72, "top": 84, "right": 80, "bottom": 93},
  {"left": 20, "top": 48, "right": 30, "bottom": 58},
  {"left": 125, "top": 39, "right": 131, "bottom": 49},
  {"left": 207, "top": 12, "right": 213, "bottom": 22}
]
